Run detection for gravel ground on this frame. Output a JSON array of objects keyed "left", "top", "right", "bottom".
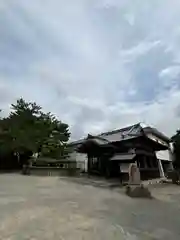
[{"left": 0, "top": 174, "right": 180, "bottom": 240}]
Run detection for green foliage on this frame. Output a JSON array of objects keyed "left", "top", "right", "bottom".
[
  {"left": 171, "top": 130, "right": 180, "bottom": 169},
  {"left": 0, "top": 98, "right": 70, "bottom": 161}
]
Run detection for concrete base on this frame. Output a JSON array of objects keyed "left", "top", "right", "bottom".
[{"left": 125, "top": 184, "right": 152, "bottom": 198}]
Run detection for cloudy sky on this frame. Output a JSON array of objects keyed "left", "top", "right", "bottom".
[{"left": 1, "top": 0, "right": 180, "bottom": 140}]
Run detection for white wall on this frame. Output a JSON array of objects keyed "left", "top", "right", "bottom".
[
  {"left": 69, "top": 151, "right": 88, "bottom": 172},
  {"left": 156, "top": 150, "right": 171, "bottom": 161},
  {"left": 145, "top": 132, "right": 173, "bottom": 162}
]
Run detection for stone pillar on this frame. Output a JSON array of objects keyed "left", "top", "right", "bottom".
[
  {"left": 87, "top": 154, "right": 91, "bottom": 175},
  {"left": 128, "top": 163, "right": 141, "bottom": 185},
  {"left": 84, "top": 156, "right": 88, "bottom": 172},
  {"left": 158, "top": 159, "right": 165, "bottom": 178}
]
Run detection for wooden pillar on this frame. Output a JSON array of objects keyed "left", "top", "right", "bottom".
[
  {"left": 84, "top": 155, "right": 88, "bottom": 172},
  {"left": 158, "top": 159, "right": 165, "bottom": 178},
  {"left": 87, "top": 154, "right": 91, "bottom": 175}
]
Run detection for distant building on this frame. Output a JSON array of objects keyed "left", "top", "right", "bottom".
[
  {"left": 68, "top": 139, "right": 88, "bottom": 172},
  {"left": 69, "top": 123, "right": 173, "bottom": 180}
]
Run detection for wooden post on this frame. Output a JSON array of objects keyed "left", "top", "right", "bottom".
[{"left": 158, "top": 159, "right": 165, "bottom": 178}]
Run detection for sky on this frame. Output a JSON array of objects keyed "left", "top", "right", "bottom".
[{"left": 1, "top": 0, "right": 180, "bottom": 140}]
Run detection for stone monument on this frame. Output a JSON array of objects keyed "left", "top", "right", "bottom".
[
  {"left": 128, "top": 163, "right": 141, "bottom": 185},
  {"left": 126, "top": 162, "right": 152, "bottom": 198}
]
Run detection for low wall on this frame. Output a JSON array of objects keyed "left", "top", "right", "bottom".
[{"left": 29, "top": 167, "right": 81, "bottom": 177}]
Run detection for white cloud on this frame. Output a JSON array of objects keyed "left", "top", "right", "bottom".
[
  {"left": 119, "top": 40, "right": 161, "bottom": 63},
  {"left": 1, "top": 0, "right": 180, "bottom": 140},
  {"left": 0, "top": 0, "right": 12, "bottom": 11},
  {"left": 159, "top": 66, "right": 180, "bottom": 79},
  {"left": 124, "top": 13, "right": 135, "bottom": 26}
]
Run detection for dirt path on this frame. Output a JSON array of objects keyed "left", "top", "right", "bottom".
[{"left": 0, "top": 174, "right": 180, "bottom": 239}]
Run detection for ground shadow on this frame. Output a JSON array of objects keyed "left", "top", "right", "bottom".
[{"left": 59, "top": 175, "right": 123, "bottom": 190}]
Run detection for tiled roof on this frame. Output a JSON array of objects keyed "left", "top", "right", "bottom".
[
  {"left": 68, "top": 139, "right": 85, "bottom": 146},
  {"left": 69, "top": 122, "right": 170, "bottom": 146},
  {"left": 87, "top": 134, "right": 110, "bottom": 145},
  {"left": 69, "top": 123, "right": 144, "bottom": 146},
  {"left": 98, "top": 123, "right": 139, "bottom": 136},
  {"left": 98, "top": 123, "right": 143, "bottom": 142}
]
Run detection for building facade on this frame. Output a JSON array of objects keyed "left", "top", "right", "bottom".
[{"left": 69, "top": 123, "right": 173, "bottom": 180}]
